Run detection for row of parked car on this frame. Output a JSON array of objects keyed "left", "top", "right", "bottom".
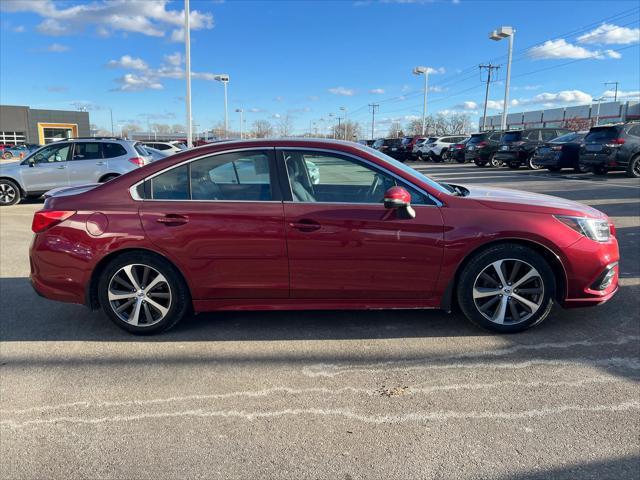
[
  {"left": 0, "top": 137, "right": 190, "bottom": 206},
  {"left": 368, "top": 121, "right": 640, "bottom": 178}
]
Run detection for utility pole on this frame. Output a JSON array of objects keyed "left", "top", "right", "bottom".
[
  {"left": 605, "top": 81, "right": 619, "bottom": 102},
  {"left": 109, "top": 108, "right": 114, "bottom": 136},
  {"left": 337, "top": 117, "right": 342, "bottom": 139},
  {"left": 368, "top": 104, "right": 379, "bottom": 140},
  {"left": 184, "top": 0, "right": 193, "bottom": 148},
  {"left": 479, "top": 64, "right": 500, "bottom": 131}
]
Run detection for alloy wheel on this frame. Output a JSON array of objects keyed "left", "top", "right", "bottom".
[
  {"left": 528, "top": 156, "right": 543, "bottom": 170},
  {"left": 107, "top": 264, "right": 172, "bottom": 327},
  {"left": 0, "top": 183, "right": 17, "bottom": 205},
  {"left": 473, "top": 259, "right": 544, "bottom": 325},
  {"left": 633, "top": 158, "right": 640, "bottom": 177},
  {"left": 490, "top": 155, "right": 502, "bottom": 167}
]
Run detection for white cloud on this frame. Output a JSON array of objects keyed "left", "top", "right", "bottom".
[
  {"left": 528, "top": 39, "right": 621, "bottom": 60},
  {"left": 274, "top": 96, "right": 284, "bottom": 102},
  {"left": 164, "top": 52, "right": 182, "bottom": 66},
  {"left": 1, "top": 0, "right": 213, "bottom": 39},
  {"left": 328, "top": 86, "right": 355, "bottom": 96},
  {"left": 578, "top": 23, "right": 640, "bottom": 45},
  {"left": 113, "top": 74, "right": 163, "bottom": 92},
  {"left": 455, "top": 101, "right": 479, "bottom": 110},
  {"left": 12, "top": 25, "right": 25, "bottom": 33},
  {"left": 307, "top": 95, "right": 319, "bottom": 101},
  {"left": 602, "top": 89, "right": 640, "bottom": 101},
  {"left": 513, "top": 85, "right": 541, "bottom": 91},
  {"left": 170, "top": 28, "right": 184, "bottom": 42},
  {"left": 369, "top": 88, "right": 385, "bottom": 94},
  {"left": 46, "top": 43, "right": 69, "bottom": 52},
  {"left": 107, "top": 55, "right": 148, "bottom": 71},
  {"left": 426, "top": 66, "right": 445, "bottom": 74}
]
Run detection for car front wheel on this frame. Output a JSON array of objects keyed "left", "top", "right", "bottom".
[
  {"left": 528, "top": 155, "right": 543, "bottom": 170},
  {"left": 98, "top": 252, "right": 190, "bottom": 335},
  {"left": 0, "top": 179, "right": 21, "bottom": 206},
  {"left": 626, "top": 155, "right": 640, "bottom": 178},
  {"left": 456, "top": 244, "right": 555, "bottom": 333},
  {"left": 490, "top": 154, "right": 502, "bottom": 168}
]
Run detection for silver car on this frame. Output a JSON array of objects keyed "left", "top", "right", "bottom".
[{"left": 0, "top": 138, "right": 151, "bottom": 206}]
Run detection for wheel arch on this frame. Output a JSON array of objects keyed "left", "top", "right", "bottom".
[
  {"left": 86, "top": 247, "right": 192, "bottom": 310},
  {"left": 440, "top": 238, "right": 567, "bottom": 312},
  {"left": 0, "top": 176, "right": 26, "bottom": 196},
  {"left": 98, "top": 172, "right": 120, "bottom": 183}
]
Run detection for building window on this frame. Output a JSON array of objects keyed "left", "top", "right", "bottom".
[
  {"left": 0, "top": 131, "right": 26, "bottom": 145},
  {"left": 43, "top": 127, "right": 73, "bottom": 144}
]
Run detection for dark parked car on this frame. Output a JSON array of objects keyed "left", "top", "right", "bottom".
[
  {"left": 372, "top": 138, "right": 404, "bottom": 160},
  {"left": 30, "top": 139, "right": 619, "bottom": 335},
  {"left": 466, "top": 131, "right": 503, "bottom": 167},
  {"left": 532, "top": 131, "right": 588, "bottom": 173},
  {"left": 494, "top": 128, "right": 571, "bottom": 170},
  {"left": 579, "top": 123, "right": 640, "bottom": 178},
  {"left": 448, "top": 138, "right": 470, "bottom": 163},
  {"left": 399, "top": 136, "right": 425, "bottom": 161}
]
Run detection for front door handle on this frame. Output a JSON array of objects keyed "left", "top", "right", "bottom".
[
  {"left": 289, "top": 219, "right": 321, "bottom": 232},
  {"left": 56, "top": 165, "right": 66, "bottom": 169},
  {"left": 156, "top": 214, "right": 189, "bottom": 225},
  {"left": 95, "top": 162, "right": 105, "bottom": 166}
]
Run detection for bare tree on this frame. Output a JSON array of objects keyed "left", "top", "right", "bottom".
[
  {"left": 171, "top": 124, "right": 186, "bottom": 134},
  {"left": 211, "top": 121, "right": 227, "bottom": 139},
  {"left": 277, "top": 114, "right": 294, "bottom": 137},
  {"left": 151, "top": 123, "right": 172, "bottom": 134},
  {"left": 121, "top": 123, "right": 141, "bottom": 139},
  {"left": 446, "top": 114, "right": 470, "bottom": 134},
  {"left": 387, "top": 122, "right": 403, "bottom": 138},
  {"left": 331, "top": 120, "right": 362, "bottom": 141},
  {"left": 252, "top": 119, "right": 274, "bottom": 138}
]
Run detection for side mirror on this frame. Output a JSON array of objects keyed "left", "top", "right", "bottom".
[
  {"left": 28, "top": 157, "right": 36, "bottom": 167},
  {"left": 383, "top": 186, "right": 415, "bottom": 219}
]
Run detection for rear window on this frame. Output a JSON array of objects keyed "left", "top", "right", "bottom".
[
  {"left": 502, "top": 131, "right": 522, "bottom": 142},
  {"left": 385, "top": 139, "right": 402, "bottom": 146},
  {"left": 467, "top": 134, "right": 487, "bottom": 145},
  {"left": 103, "top": 142, "right": 127, "bottom": 158},
  {"left": 584, "top": 127, "right": 620, "bottom": 143},
  {"left": 401, "top": 137, "right": 413, "bottom": 146}
]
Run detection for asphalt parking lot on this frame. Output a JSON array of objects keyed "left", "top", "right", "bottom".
[{"left": 1, "top": 162, "right": 639, "bottom": 480}]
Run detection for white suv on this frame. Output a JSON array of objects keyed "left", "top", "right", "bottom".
[
  {"left": 140, "top": 141, "right": 186, "bottom": 154},
  {"left": 0, "top": 138, "right": 151, "bottom": 206},
  {"left": 417, "top": 135, "right": 469, "bottom": 161}
]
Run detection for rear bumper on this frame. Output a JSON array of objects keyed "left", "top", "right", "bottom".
[
  {"left": 532, "top": 152, "right": 561, "bottom": 166},
  {"left": 494, "top": 151, "right": 526, "bottom": 163},
  {"left": 579, "top": 151, "right": 620, "bottom": 168}
]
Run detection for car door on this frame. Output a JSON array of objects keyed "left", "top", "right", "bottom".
[
  {"left": 139, "top": 148, "right": 289, "bottom": 299},
  {"left": 67, "top": 141, "right": 109, "bottom": 184},
  {"left": 19, "top": 142, "right": 71, "bottom": 192},
  {"left": 279, "top": 148, "right": 444, "bottom": 300}
]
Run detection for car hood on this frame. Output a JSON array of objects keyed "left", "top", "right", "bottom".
[{"left": 461, "top": 185, "right": 605, "bottom": 218}]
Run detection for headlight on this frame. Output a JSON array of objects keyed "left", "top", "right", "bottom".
[{"left": 555, "top": 215, "right": 610, "bottom": 242}]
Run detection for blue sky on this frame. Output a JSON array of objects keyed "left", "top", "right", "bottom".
[{"left": 1, "top": 0, "right": 639, "bottom": 137}]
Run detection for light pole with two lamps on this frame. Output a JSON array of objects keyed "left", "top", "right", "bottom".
[
  {"left": 412, "top": 66, "right": 430, "bottom": 135},
  {"left": 214, "top": 74, "right": 230, "bottom": 138}
]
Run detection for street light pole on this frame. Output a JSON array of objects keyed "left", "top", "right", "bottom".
[
  {"left": 109, "top": 108, "right": 114, "bottom": 136},
  {"left": 340, "top": 106, "right": 347, "bottom": 140},
  {"left": 413, "top": 66, "right": 430, "bottom": 136},
  {"left": 184, "top": 0, "right": 193, "bottom": 148},
  {"left": 489, "top": 26, "right": 515, "bottom": 131},
  {"left": 235, "top": 108, "right": 243, "bottom": 139}
]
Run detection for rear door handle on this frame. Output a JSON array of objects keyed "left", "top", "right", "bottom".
[
  {"left": 56, "top": 165, "right": 66, "bottom": 169},
  {"left": 289, "top": 219, "right": 321, "bottom": 232},
  {"left": 95, "top": 162, "right": 105, "bottom": 166},
  {"left": 156, "top": 214, "right": 189, "bottom": 225}
]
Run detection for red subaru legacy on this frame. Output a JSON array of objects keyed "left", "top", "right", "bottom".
[{"left": 29, "top": 139, "right": 619, "bottom": 335}]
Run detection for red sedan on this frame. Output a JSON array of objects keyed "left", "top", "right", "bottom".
[{"left": 29, "top": 139, "right": 619, "bottom": 335}]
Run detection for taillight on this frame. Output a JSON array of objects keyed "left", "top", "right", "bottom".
[
  {"left": 605, "top": 138, "right": 625, "bottom": 147},
  {"left": 32, "top": 210, "right": 75, "bottom": 233},
  {"left": 129, "top": 157, "right": 145, "bottom": 167},
  {"left": 551, "top": 145, "right": 563, "bottom": 151},
  {"left": 609, "top": 222, "right": 616, "bottom": 237},
  {"left": 477, "top": 141, "right": 487, "bottom": 148}
]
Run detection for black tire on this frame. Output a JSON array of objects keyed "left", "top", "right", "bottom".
[
  {"left": 456, "top": 243, "right": 556, "bottom": 333},
  {"left": 547, "top": 166, "right": 561, "bottom": 172},
  {"left": 508, "top": 161, "right": 520, "bottom": 169},
  {"left": 475, "top": 160, "right": 487, "bottom": 168},
  {"left": 574, "top": 163, "right": 590, "bottom": 174},
  {"left": 626, "top": 155, "right": 640, "bottom": 178},
  {"left": 0, "top": 179, "right": 21, "bottom": 206},
  {"left": 2, "top": 152, "right": 12, "bottom": 160},
  {"left": 441, "top": 149, "right": 449, "bottom": 162},
  {"left": 99, "top": 174, "right": 120, "bottom": 183},
  {"left": 593, "top": 166, "right": 607, "bottom": 176},
  {"left": 98, "top": 251, "right": 190, "bottom": 335},
  {"left": 490, "top": 154, "right": 502, "bottom": 168}
]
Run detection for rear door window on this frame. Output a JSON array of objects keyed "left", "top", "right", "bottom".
[
  {"left": 151, "top": 165, "right": 190, "bottom": 200},
  {"left": 72, "top": 142, "right": 102, "bottom": 160}
]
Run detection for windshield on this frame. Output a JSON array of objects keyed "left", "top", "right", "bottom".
[
  {"left": 502, "top": 131, "right": 522, "bottom": 142},
  {"left": 358, "top": 145, "right": 452, "bottom": 195},
  {"left": 585, "top": 127, "right": 619, "bottom": 143},
  {"left": 550, "top": 132, "right": 582, "bottom": 144}
]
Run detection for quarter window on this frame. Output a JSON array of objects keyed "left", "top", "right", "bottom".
[
  {"left": 103, "top": 143, "right": 127, "bottom": 158},
  {"left": 284, "top": 151, "right": 432, "bottom": 205}
]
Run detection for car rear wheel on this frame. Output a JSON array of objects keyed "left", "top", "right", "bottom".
[
  {"left": 99, "top": 174, "right": 120, "bottom": 183},
  {"left": 457, "top": 244, "right": 555, "bottom": 333},
  {"left": 528, "top": 155, "right": 543, "bottom": 170},
  {"left": 626, "top": 155, "right": 640, "bottom": 178},
  {"left": 441, "top": 149, "right": 449, "bottom": 162},
  {"left": 98, "top": 252, "right": 190, "bottom": 335},
  {"left": 593, "top": 166, "right": 607, "bottom": 176},
  {"left": 0, "top": 179, "right": 21, "bottom": 206},
  {"left": 490, "top": 154, "right": 502, "bottom": 168},
  {"left": 2, "top": 152, "right": 12, "bottom": 159}
]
